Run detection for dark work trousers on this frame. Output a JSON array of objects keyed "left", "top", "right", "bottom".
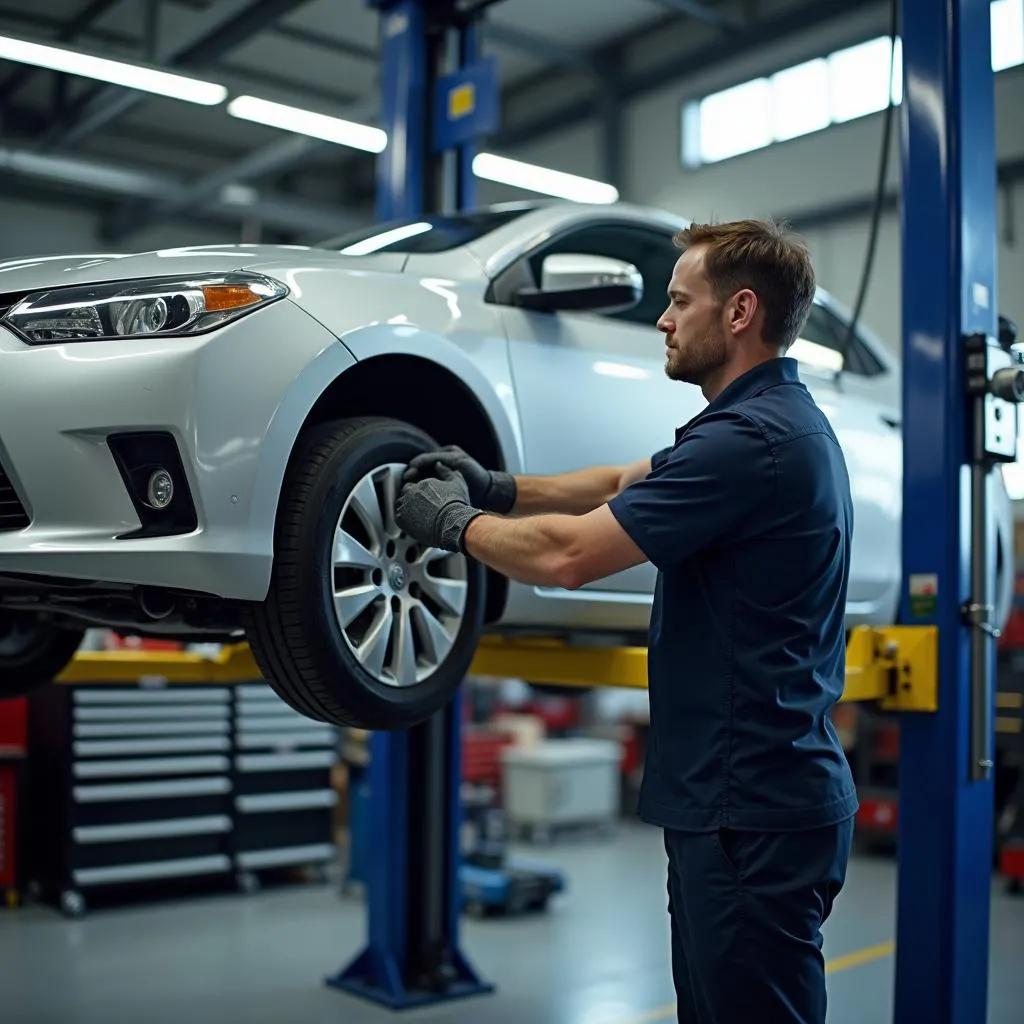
[{"left": 664, "top": 817, "right": 854, "bottom": 1024}]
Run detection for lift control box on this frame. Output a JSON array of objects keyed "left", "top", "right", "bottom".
[{"left": 964, "top": 329, "right": 1023, "bottom": 461}]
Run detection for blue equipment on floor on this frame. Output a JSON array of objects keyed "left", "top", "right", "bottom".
[
  {"left": 459, "top": 861, "right": 565, "bottom": 917},
  {"left": 458, "top": 794, "right": 565, "bottom": 917},
  {"left": 344, "top": 774, "right": 566, "bottom": 916}
]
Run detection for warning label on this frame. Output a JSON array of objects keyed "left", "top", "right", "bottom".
[{"left": 909, "top": 573, "right": 938, "bottom": 618}]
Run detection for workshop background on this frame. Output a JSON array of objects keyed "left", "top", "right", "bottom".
[{"left": 0, "top": 2, "right": 1022, "bottom": 1024}]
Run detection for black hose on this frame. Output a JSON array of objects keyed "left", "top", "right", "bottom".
[{"left": 839, "top": 0, "right": 899, "bottom": 366}]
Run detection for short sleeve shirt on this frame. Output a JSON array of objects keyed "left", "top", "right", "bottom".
[{"left": 608, "top": 357, "right": 859, "bottom": 832}]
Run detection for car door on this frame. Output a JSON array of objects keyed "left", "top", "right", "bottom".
[
  {"left": 493, "top": 220, "right": 706, "bottom": 597},
  {"left": 789, "top": 301, "right": 903, "bottom": 622}
]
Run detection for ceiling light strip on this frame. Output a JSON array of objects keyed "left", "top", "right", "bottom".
[
  {"left": 0, "top": 34, "right": 226, "bottom": 106},
  {"left": 227, "top": 95, "right": 389, "bottom": 154}
]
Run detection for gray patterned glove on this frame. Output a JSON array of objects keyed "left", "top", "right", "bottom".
[
  {"left": 395, "top": 464, "right": 483, "bottom": 554},
  {"left": 403, "top": 445, "right": 516, "bottom": 514}
]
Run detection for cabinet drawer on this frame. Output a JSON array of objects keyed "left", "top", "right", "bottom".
[
  {"left": 235, "top": 789, "right": 337, "bottom": 814},
  {"left": 73, "top": 755, "right": 230, "bottom": 779}
]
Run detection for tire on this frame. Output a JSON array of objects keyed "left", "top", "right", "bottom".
[
  {"left": 243, "top": 416, "right": 486, "bottom": 729},
  {"left": 0, "top": 612, "right": 85, "bottom": 700}
]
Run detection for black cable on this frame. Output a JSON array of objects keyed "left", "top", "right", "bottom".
[{"left": 839, "top": 0, "right": 899, "bottom": 369}]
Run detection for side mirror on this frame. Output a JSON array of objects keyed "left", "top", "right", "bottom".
[{"left": 514, "top": 253, "right": 643, "bottom": 315}]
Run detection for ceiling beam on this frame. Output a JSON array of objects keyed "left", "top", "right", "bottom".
[
  {"left": 274, "top": 18, "right": 598, "bottom": 75},
  {"left": 33, "top": 0, "right": 315, "bottom": 152},
  {"left": 642, "top": 0, "right": 741, "bottom": 28},
  {"left": 0, "top": 143, "right": 363, "bottom": 238},
  {"left": 272, "top": 23, "right": 377, "bottom": 64},
  {"left": 0, "top": 0, "right": 123, "bottom": 105},
  {"left": 0, "top": 7, "right": 132, "bottom": 52},
  {"left": 484, "top": 21, "right": 598, "bottom": 74}
]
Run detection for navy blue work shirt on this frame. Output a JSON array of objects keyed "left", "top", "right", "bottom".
[{"left": 607, "top": 357, "right": 859, "bottom": 833}]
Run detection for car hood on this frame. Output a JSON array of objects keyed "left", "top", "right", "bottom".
[{"left": 0, "top": 245, "right": 408, "bottom": 295}]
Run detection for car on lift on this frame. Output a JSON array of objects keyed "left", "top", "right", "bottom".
[{"left": 0, "top": 200, "right": 1015, "bottom": 727}]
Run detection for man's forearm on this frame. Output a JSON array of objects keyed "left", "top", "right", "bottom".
[
  {"left": 510, "top": 458, "right": 651, "bottom": 517},
  {"left": 461, "top": 512, "right": 586, "bottom": 589}
]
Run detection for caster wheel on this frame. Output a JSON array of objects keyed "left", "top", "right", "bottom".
[
  {"left": 236, "top": 871, "right": 261, "bottom": 895},
  {"left": 60, "top": 890, "right": 86, "bottom": 918}
]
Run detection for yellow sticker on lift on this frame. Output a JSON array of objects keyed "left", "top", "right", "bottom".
[{"left": 449, "top": 83, "right": 476, "bottom": 120}]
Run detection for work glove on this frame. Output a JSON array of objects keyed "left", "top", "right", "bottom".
[
  {"left": 395, "top": 464, "right": 484, "bottom": 554},
  {"left": 403, "top": 445, "right": 516, "bottom": 514}
]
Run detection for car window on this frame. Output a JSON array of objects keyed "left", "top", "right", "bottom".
[
  {"left": 791, "top": 303, "right": 884, "bottom": 377},
  {"left": 318, "top": 206, "right": 536, "bottom": 254},
  {"left": 525, "top": 223, "right": 680, "bottom": 329}
]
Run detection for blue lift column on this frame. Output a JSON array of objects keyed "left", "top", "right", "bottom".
[
  {"left": 327, "top": 0, "right": 501, "bottom": 1011},
  {"left": 897, "top": 1, "right": 1023, "bottom": 1021}
]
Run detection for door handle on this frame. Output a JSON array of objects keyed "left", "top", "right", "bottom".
[{"left": 880, "top": 414, "right": 901, "bottom": 429}]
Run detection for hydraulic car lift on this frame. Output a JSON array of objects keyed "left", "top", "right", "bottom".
[{"left": 51, "top": 1, "right": 1022, "bottom": 1020}]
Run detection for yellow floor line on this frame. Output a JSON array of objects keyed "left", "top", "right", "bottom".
[
  {"left": 613, "top": 940, "right": 895, "bottom": 1024},
  {"left": 825, "top": 940, "right": 895, "bottom": 974}
]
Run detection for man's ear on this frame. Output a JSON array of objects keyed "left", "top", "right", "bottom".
[{"left": 726, "top": 289, "right": 759, "bottom": 335}]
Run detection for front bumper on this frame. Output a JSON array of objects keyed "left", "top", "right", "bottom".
[{"left": 0, "top": 297, "right": 347, "bottom": 601}]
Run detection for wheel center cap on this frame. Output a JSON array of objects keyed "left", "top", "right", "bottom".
[{"left": 389, "top": 564, "right": 406, "bottom": 591}]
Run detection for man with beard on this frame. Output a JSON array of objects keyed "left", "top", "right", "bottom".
[{"left": 395, "top": 219, "right": 859, "bottom": 1024}]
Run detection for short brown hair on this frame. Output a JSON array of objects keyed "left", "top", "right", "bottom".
[{"left": 673, "top": 219, "right": 816, "bottom": 350}]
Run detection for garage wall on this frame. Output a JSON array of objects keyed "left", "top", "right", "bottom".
[{"left": 0, "top": 194, "right": 252, "bottom": 261}]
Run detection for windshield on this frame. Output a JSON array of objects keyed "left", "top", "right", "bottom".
[{"left": 318, "top": 205, "right": 538, "bottom": 255}]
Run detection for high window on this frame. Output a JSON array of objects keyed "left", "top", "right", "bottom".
[{"left": 683, "top": 0, "right": 1023, "bottom": 167}]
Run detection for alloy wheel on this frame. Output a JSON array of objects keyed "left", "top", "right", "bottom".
[{"left": 330, "top": 462, "right": 469, "bottom": 688}]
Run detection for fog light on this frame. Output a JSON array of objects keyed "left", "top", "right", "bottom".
[{"left": 146, "top": 469, "right": 174, "bottom": 509}]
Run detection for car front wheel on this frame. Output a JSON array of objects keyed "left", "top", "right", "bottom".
[
  {"left": 0, "top": 613, "right": 85, "bottom": 700},
  {"left": 243, "top": 416, "right": 486, "bottom": 729}
]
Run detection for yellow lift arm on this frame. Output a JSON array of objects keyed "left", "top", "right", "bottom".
[{"left": 57, "top": 624, "right": 939, "bottom": 711}]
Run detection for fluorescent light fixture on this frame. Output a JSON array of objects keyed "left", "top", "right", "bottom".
[
  {"left": 227, "top": 95, "right": 388, "bottom": 154},
  {"left": 0, "top": 34, "right": 226, "bottom": 105},
  {"left": 991, "top": 0, "right": 1024, "bottom": 72},
  {"left": 472, "top": 153, "right": 619, "bottom": 204},
  {"left": 340, "top": 222, "right": 432, "bottom": 255}
]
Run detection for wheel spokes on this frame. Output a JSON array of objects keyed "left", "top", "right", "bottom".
[
  {"left": 417, "top": 574, "right": 468, "bottom": 617},
  {"left": 380, "top": 464, "right": 404, "bottom": 538},
  {"left": 412, "top": 604, "right": 456, "bottom": 665},
  {"left": 391, "top": 601, "right": 419, "bottom": 686},
  {"left": 349, "top": 475, "right": 387, "bottom": 552},
  {"left": 334, "top": 583, "right": 379, "bottom": 628},
  {"left": 355, "top": 603, "right": 394, "bottom": 678},
  {"left": 333, "top": 528, "right": 380, "bottom": 571}
]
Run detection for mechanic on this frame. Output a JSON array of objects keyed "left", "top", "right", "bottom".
[{"left": 395, "top": 218, "right": 859, "bottom": 1024}]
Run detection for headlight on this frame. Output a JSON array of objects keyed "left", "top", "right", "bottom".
[{"left": 1, "top": 272, "right": 288, "bottom": 345}]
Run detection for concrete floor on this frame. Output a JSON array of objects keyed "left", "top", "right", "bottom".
[{"left": 2, "top": 822, "right": 1021, "bottom": 1024}]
